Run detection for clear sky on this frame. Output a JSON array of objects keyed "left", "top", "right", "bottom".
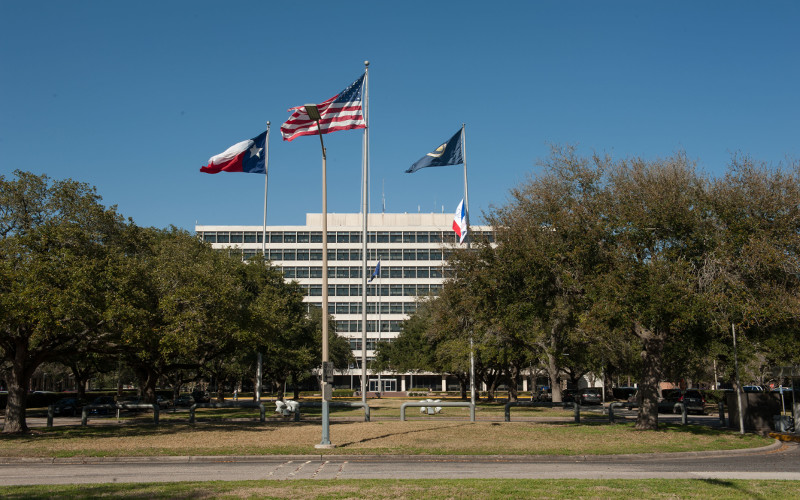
[{"left": 2, "top": 1, "right": 798, "bottom": 230}]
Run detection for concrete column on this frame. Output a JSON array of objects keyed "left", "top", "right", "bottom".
[
  {"left": 441, "top": 376, "right": 447, "bottom": 392},
  {"left": 401, "top": 377, "right": 406, "bottom": 392},
  {"left": 522, "top": 379, "right": 528, "bottom": 392}
]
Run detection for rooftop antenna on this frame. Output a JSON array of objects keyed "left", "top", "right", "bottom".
[{"left": 382, "top": 179, "right": 386, "bottom": 214}]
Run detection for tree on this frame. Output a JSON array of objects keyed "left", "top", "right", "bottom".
[
  {"left": 0, "top": 171, "right": 127, "bottom": 433},
  {"left": 486, "top": 146, "right": 609, "bottom": 403},
  {"left": 114, "top": 227, "right": 247, "bottom": 403}
]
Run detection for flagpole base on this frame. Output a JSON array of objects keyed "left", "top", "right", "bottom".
[{"left": 314, "top": 443, "right": 337, "bottom": 449}]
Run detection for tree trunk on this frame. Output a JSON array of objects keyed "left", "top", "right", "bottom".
[
  {"left": 459, "top": 376, "right": 468, "bottom": 400},
  {"left": 634, "top": 322, "right": 666, "bottom": 430},
  {"left": 3, "top": 339, "right": 39, "bottom": 434},
  {"left": 546, "top": 351, "right": 562, "bottom": 403},
  {"left": 507, "top": 368, "right": 519, "bottom": 403}
]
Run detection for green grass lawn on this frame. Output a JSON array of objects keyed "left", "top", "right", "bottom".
[
  {"left": 3, "top": 478, "right": 799, "bottom": 499},
  {"left": 0, "top": 420, "right": 768, "bottom": 458}
]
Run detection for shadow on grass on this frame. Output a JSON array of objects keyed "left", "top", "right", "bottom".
[
  {"left": 336, "top": 422, "right": 471, "bottom": 448},
  {"left": 699, "top": 478, "right": 768, "bottom": 500}
]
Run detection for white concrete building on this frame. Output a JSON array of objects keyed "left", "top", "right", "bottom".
[{"left": 196, "top": 212, "right": 493, "bottom": 393}]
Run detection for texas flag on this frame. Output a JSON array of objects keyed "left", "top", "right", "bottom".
[
  {"left": 453, "top": 199, "right": 468, "bottom": 244},
  {"left": 200, "top": 130, "right": 267, "bottom": 174}
]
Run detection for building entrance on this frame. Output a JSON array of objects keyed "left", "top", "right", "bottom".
[{"left": 369, "top": 379, "right": 396, "bottom": 392}]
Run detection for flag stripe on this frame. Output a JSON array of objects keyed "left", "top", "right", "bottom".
[{"left": 281, "top": 74, "right": 366, "bottom": 141}]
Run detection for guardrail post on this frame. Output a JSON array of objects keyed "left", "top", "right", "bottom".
[
  {"left": 189, "top": 404, "right": 196, "bottom": 424},
  {"left": 47, "top": 405, "right": 54, "bottom": 428},
  {"left": 573, "top": 403, "right": 580, "bottom": 424},
  {"left": 608, "top": 402, "right": 616, "bottom": 423},
  {"left": 259, "top": 403, "right": 266, "bottom": 423},
  {"left": 401, "top": 403, "right": 407, "bottom": 421},
  {"left": 504, "top": 402, "right": 511, "bottom": 422},
  {"left": 679, "top": 403, "right": 687, "bottom": 425},
  {"left": 718, "top": 401, "right": 726, "bottom": 427},
  {"left": 153, "top": 404, "right": 159, "bottom": 426},
  {"left": 81, "top": 406, "right": 89, "bottom": 426}
]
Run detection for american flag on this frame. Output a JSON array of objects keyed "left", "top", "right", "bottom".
[{"left": 280, "top": 73, "right": 366, "bottom": 141}]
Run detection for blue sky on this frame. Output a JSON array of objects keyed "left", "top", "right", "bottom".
[{"left": 2, "top": 1, "right": 798, "bottom": 230}]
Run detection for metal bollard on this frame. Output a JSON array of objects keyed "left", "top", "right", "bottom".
[
  {"left": 47, "top": 405, "right": 54, "bottom": 428},
  {"left": 718, "top": 401, "right": 726, "bottom": 427}
]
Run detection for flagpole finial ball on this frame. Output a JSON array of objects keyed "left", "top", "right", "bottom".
[{"left": 364, "top": 60, "right": 369, "bottom": 67}]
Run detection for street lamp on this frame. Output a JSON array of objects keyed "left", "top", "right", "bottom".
[{"left": 306, "top": 104, "right": 334, "bottom": 449}]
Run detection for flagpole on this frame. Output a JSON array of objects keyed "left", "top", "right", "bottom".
[
  {"left": 361, "top": 61, "right": 370, "bottom": 408},
  {"left": 256, "top": 122, "right": 271, "bottom": 403},
  {"left": 461, "top": 123, "right": 476, "bottom": 406}
]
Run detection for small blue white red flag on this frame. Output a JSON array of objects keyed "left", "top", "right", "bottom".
[
  {"left": 281, "top": 74, "right": 366, "bottom": 141},
  {"left": 200, "top": 130, "right": 267, "bottom": 174},
  {"left": 452, "top": 199, "right": 468, "bottom": 244},
  {"left": 369, "top": 261, "right": 381, "bottom": 282}
]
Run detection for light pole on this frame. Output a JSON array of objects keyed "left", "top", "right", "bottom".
[{"left": 306, "top": 104, "right": 334, "bottom": 448}]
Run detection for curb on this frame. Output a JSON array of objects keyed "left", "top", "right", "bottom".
[{"left": 0, "top": 440, "right": 786, "bottom": 465}]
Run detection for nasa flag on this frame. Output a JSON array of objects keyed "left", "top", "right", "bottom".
[{"left": 406, "top": 129, "right": 463, "bottom": 173}]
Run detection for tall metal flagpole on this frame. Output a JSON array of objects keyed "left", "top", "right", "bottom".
[
  {"left": 256, "top": 122, "right": 271, "bottom": 402},
  {"left": 361, "top": 61, "right": 370, "bottom": 407},
  {"left": 461, "top": 123, "right": 476, "bottom": 406}
]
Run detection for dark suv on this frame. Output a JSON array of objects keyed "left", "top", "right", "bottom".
[
  {"left": 658, "top": 389, "right": 706, "bottom": 414},
  {"left": 191, "top": 389, "right": 210, "bottom": 403}
]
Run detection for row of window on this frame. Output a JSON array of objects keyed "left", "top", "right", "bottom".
[
  {"left": 301, "top": 283, "right": 441, "bottom": 297},
  {"left": 303, "top": 302, "right": 418, "bottom": 316},
  {"left": 237, "top": 248, "right": 451, "bottom": 262},
  {"left": 339, "top": 320, "right": 404, "bottom": 335},
  {"left": 347, "top": 336, "right": 396, "bottom": 350},
  {"left": 283, "top": 265, "right": 449, "bottom": 280},
  {"left": 200, "top": 230, "right": 494, "bottom": 245}
]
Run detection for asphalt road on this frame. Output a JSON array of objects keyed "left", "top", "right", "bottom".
[{"left": 1, "top": 442, "right": 798, "bottom": 485}]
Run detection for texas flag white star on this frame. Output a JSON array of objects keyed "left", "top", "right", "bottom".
[{"left": 249, "top": 143, "right": 262, "bottom": 158}]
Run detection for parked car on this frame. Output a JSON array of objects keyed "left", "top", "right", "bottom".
[
  {"left": 577, "top": 388, "right": 602, "bottom": 405},
  {"left": 658, "top": 389, "right": 706, "bottom": 414},
  {"left": 562, "top": 389, "right": 578, "bottom": 403},
  {"left": 52, "top": 397, "right": 85, "bottom": 416},
  {"left": 89, "top": 395, "right": 117, "bottom": 415},
  {"left": 743, "top": 385, "right": 765, "bottom": 392},
  {"left": 173, "top": 394, "right": 195, "bottom": 407},
  {"left": 155, "top": 395, "right": 172, "bottom": 408}
]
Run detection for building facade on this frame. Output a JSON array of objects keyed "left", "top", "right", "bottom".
[{"left": 196, "top": 212, "right": 493, "bottom": 393}]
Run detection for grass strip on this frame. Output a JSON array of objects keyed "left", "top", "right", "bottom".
[
  {"left": 0, "top": 421, "right": 768, "bottom": 458},
  {"left": 3, "top": 478, "right": 800, "bottom": 499}
]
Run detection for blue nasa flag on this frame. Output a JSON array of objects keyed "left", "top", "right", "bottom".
[
  {"left": 369, "top": 261, "right": 381, "bottom": 282},
  {"left": 406, "top": 129, "right": 463, "bottom": 173}
]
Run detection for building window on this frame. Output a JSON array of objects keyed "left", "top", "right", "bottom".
[
  {"left": 244, "top": 232, "right": 258, "bottom": 243},
  {"left": 283, "top": 267, "right": 296, "bottom": 278},
  {"left": 349, "top": 231, "right": 362, "bottom": 243},
  {"left": 297, "top": 249, "right": 310, "bottom": 260},
  {"left": 403, "top": 249, "right": 416, "bottom": 261},
  {"left": 284, "top": 232, "right": 296, "bottom": 243},
  {"left": 311, "top": 232, "right": 322, "bottom": 243},
  {"left": 310, "top": 267, "right": 322, "bottom": 278},
  {"left": 403, "top": 268, "right": 416, "bottom": 278},
  {"left": 230, "top": 232, "right": 243, "bottom": 243},
  {"left": 376, "top": 232, "right": 389, "bottom": 243},
  {"left": 269, "top": 249, "right": 282, "bottom": 260},
  {"left": 297, "top": 232, "right": 310, "bottom": 243},
  {"left": 296, "top": 267, "right": 309, "bottom": 278},
  {"left": 217, "top": 233, "right": 229, "bottom": 243},
  {"left": 417, "top": 267, "right": 429, "bottom": 278},
  {"left": 403, "top": 232, "right": 416, "bottom": 243},
  {"left": 416, "top": 232, "right": 429, "bottom": 243},
  {"left": 203, "top": 233, "right": 216, "bottom": 243},
  {"left": 270, "top": 232, "right": 283, "bottom": 243},
  {"left": 283, "top": 250, "right": 296, "bottom": 261}
]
